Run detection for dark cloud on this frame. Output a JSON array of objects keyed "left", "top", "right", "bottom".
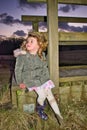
[
  {"left": 69, "top": 25, "right": 83, "bottom": 32},
  {"left": 39, "top": 25, "right": 47, "bottom": 31},
  {"left": 22, "top": 21, "right": 32, "bottom": 26},
  {"left": 59, "top": 22, "right": 69, "bottom": 30},
  {"left": 83, "top": 25, "right": 87, "bottom": 32},
  {"left": 13, "top": 30, "right": 26, "bottom": 36},
  {"left": 59, "top": 4, "right": 79, "bottom": 13},
  {"left": 58, "top": 22, "right": 87, "bottom": 32},
  {"left": 0, "top": 35, "right": 6, "bottom": 39},
  {"left": 39, "top": 22, "right": 47, "bottom": 31},
  {"left": 0, "top": 13, "right": 7, "bottom": 19},
  {"left": 71, "top": 5, "right": 79, "bottom": 11},
  {"left": 0, "top": 13, "right": 31, "bottom": 26},
  {"left": 0, "top": 13, "right": 21, "bottom": 25},
  {"left": 59, "top": 5, "right": 71, "bottom": 13},
  {"left": 18, "top": 0, "right": 46, "bottom": 9},
  {"left": 39, "top": 22, "right": 47, "bottom": 27}
]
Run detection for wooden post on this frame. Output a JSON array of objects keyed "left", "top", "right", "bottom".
[
  {"left": 47, "top": 0, "right": 59, "bottom": 91},
  {"left": 32, "top": 21, "right": 38, "bottom": 31}
]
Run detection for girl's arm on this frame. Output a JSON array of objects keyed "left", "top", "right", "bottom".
[
  {"left": 40, "top": 54, "right": 50, "bottom": 83},
  {"left": 15, "top": 55, "right": 24, "bottom": 85}
]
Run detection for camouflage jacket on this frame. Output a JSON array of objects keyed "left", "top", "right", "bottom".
[{"left": 15, "top": 52, "right": 50, "bottom": 88}]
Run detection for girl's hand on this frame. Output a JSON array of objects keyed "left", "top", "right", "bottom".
[{"left": 19, "top": 83, "right": 26, "bottom": 89}]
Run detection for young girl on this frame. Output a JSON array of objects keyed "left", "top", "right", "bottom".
[{"left": 14, "top": 31, "right": 63, "bottom": 125}]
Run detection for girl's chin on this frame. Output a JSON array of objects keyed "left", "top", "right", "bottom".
[{"left": 26, "top": 48, "right": 32, "bottom": 51}]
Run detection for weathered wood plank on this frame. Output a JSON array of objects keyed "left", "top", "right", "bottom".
[
  {"left": 60, "top": 65, "right": 87, "bottom": 70},
  {"left": 59, "top": 75, "right": 87, "bottom": 82},
  {"left": 59, "top": 41, "right": 87, "bottom": 45},
  {"left": 22, "top": 15, "right": 46, "bottom": 22},
  {"left": 59, "top": 32, "right": 87, "bottom": 42},
  {"left": 58, "top": 0, "right": 87, "bottom": 5},
  {"left": 49, "top": 32, "right": 87, "bottom": 43},
  {"left": 47, "top": 0, "right": 59, "bottom": 88},
  {"left": 22, "top": 15, "right": 87, "bottom": 23},
  {"left": 27, "top": 0, "right": 87, "bottom": 5},
  {"left": 59, "top": 17, "right": 87, "bottom": 23}
]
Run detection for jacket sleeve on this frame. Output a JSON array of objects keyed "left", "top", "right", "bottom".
[
  {"left": 15, "top": 55, "right": 24, "bottom": 85},
  {"left": 40, "top": 54, "right": 50, "bottom": 83}
]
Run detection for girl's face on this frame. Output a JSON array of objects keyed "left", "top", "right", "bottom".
[{"left": 26, "top": 37, "right": 40, "bottom": 54}]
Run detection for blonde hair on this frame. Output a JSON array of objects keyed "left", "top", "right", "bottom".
[{"left": 21, "top": 32, "right": 48, "bottom": 59}]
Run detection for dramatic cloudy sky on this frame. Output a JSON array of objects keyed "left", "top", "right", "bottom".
[{"left": 0, "top": 0, "right": 87, "bottom": 37}]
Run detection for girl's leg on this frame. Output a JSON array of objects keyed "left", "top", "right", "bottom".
[
  {"left": 45, "top": 88, "right": 63, "bottom": 125},
  {"left": 35, "top": 87, "right": 46, "bottom": 106},
  {"left": 35, "top": 88, "right": 48, "bottom": 120}
]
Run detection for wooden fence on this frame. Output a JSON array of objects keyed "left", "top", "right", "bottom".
[
  {"left": 11, "top": 73, "right": 87, "bottom": 110},
  {"left": 0, "top": 55, "right": 87, "bottom": 109}
]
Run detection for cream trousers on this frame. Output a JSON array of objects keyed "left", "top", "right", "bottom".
[
  {"left": 35, "top": 87, "right": 54, "bottom": 105},
  {"left": 35, "top": 87, "right": 63, "bottom": 118}
]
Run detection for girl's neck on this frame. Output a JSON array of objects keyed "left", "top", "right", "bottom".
[{"left": 29, "top": 50, "right": 38, "bottom": 55}]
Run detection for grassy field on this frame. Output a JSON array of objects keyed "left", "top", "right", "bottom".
[
  {"left": 0, "top": 100, "right": 87, "bottom": 130},
  {"left": 0, "top": 65, "right": 11, "bottom": 105}
]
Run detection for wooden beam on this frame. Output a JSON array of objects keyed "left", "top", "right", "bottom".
[
  {"left": 59, "top": 0, "right": 87, "bottom": 5},
  {"left": 22, "top": 15, "right": 87, "bottom": 23},
  {"left": 59, "top": 76, "right": 87, "bottom": 83},
  {"left": 27, "top": 0, "right": 87, "bottom": 5},
  {"left": 27, "top": 0, "right": 46, "bottom": 2},
  {"left": 22, "top": 15, "right": 47, "bottom": 22},
  {"left": 32, "top": 21, "right": 38, "bottom": 31},
  {"left": 59, "top": 41, "right": 87, "bottom": 45},
  {"left": 47, "top": 0, "right": 59, "bottom": 89},
  {"left": 59, "top": 32, "right": 87, "bottom": 42},
  {"left": 59, "top": 17, "right": 87, "bottom": 23}
]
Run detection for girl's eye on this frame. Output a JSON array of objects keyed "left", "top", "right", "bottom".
[
  {"left": 27, "top": 40, "right": 33, "bottom": 43},
  {"left": 26, "top": 40, "right": 29, "bottom": 43},
  {"left": 31, "top": 40, "right": 33, "bottom": 43}
]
